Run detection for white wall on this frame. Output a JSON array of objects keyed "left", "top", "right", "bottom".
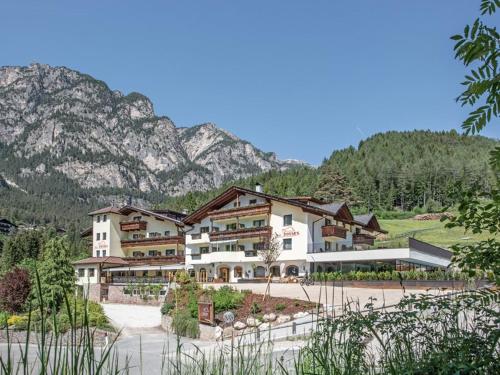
[{"left": 75, "top": 265, "right": 100, "bottom": 285}]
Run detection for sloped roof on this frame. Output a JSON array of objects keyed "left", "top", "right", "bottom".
[
  {"left": 88, "top": 205, "right": 184, "bottom": 226},
  {"left": 72, "top": 256, "right": 129, "bottom": 266},
  {"left": 354, "top": 213, "right": 387, "bottom": 234},
  {"left": 183, "top": 186, "right": 354, "bottom": 225}
]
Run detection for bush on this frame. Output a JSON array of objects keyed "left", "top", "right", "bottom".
[
  {"left": 0, "top": 267, "right": 31, "bottom": 313},
  {"left": 0, "top": 311, "right": 9, "bottom": 328},
  {"left": 171, "top": 309, "right": 200, "bottom": 338},
  {"left": 275, "top": 303, "right": 286, "bottom": 312},
  {"left": 250, "top": 302, "right": 261, "bottom": 314},
  {"left": 161, "top": 302, "right": 175, "bottom": 315},
  {"left": 7, "top": 315, "right": 29, "bottom": 329},
  {"left": 311, "top": 270, "right": 471, "bottom": 282},
  {"left": 212, "top": 286, "right": 245, "bottom": 313}
]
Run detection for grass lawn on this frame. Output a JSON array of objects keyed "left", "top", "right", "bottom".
[{"left": 378, "top": 218, "right": 497, "bottom": 249}]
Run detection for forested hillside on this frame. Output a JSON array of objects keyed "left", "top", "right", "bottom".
[{"left": 162, "top": 130, "right": 498, "bottom": 214}]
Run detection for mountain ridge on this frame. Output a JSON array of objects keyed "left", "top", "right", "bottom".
[{"left": 0, "top": 63, "right": 302, "bottom": 197}]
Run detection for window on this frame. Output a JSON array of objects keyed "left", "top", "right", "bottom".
[
  {"left": 133, "top": 251, "right": 144, "bottom": 257},
  {"left": 355, "top": 227, "right": 361, "bottom": 235},
  {"left": 283, "top": 214, "right": 292, "bottom": 226},
  {"left": 133, "top": 216, "right": 142, "bottom": 222},
  {"left": 249, "top": 199, "right": 257, "bottom": 205},
  {"left": 239, "top": 223, "right": 246, "bottom": 228},
  {"left": 102, "top": 250, "right": 107, "bottom": 257},
  {"left": 234, "top": 266, "right": 243, "bottom": 278},
  {"left": 286, "top": 265, "right": 299, "bottom": 276},
  {"left": 96, "top": 233, "right": 100, "bottom": 241},
  {"left": 283, "top": 238, "right": 292, "bottom": 250},
  {"left": 164, "top": 230, "right": 170, "bottom": 237},
  {"left": 238, "top": 245, "right": 245, "bottom": 251},
  {"left": 88, "top": 268, "right": 95, "bottom": 277},
  {"left": 233, "top": 201, "right": 239, "bottom": 207},
  {"left": 149, "top": 250, "right": 159, "bottom": 256},
  {"left": 97, "top": 215, "right": 101, "bottom": 223},
  {"left": 78, "top": 269, "right": 85, "bottom": 277},
  {"left": 103, "top": 215, "right": 107, "bottom": 222},
  {"left": 200, "top": 226, "right": 210, "bottom": 233},
  {"left": 226, "top": 223, "right": 237, "bottom": 231},
  {"left": 253, "top": 219, "right": 265, "bottom": 227},
  {"left": 165, "top": 249, "right": 175, "bottom": 256},
  {"left": 225, "top": 244, "right": 236, "bottom": 251},
  {"left": 325, "top": 218, "right": 332, "bottom": 226},
  {"left": 200, "top": 247, "right": 209, "bottom": 254},
  {"left": 253, "top": 242, "right": 265, "bottom": 250},
  {"left": 96, "top": 250, "right": 100, "bottom": 257},
  {"left": 149, "top": 232, "right": 160, "bottom": 238},
  {"left": 254, "top": 266, "right": 266, "bottom": 277},
  {"left": 325, "top": 241, "right": 332, "bottom": 251},
  {"left": 102, "top": 232, "right": 107, "bottom": 240},
  {"left": 133, "top": 234, "right": 140, "bottom": 239}
]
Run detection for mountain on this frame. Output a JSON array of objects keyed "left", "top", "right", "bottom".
[
  {"left": 0, "top": 63, "right": 299, "bottom": 198},
  {"left": 163, "top": 130, "right": 498, "bottom": 215}
]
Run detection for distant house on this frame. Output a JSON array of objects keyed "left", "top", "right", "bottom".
[{"left": 0, "top": 218, "right": 17, "bottom": 235}]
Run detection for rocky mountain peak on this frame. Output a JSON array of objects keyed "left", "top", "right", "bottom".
[{"left": 0, "top": 63, "right": 303, "bottom": 197}]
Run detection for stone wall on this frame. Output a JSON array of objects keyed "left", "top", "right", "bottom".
[
  {"left": 105, "top": 285, "right": 164, "bottom": 305},
  {"left": 88, "top": 284, "right": 102, "bottom": 302}
]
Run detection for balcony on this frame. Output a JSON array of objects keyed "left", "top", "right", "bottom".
[
  {"left": 120, "top": 220, "right": 147, "bottom": 231},
  {"left": 209, "top": 226, "right": 272, "bottom": 241},
  {"left": 121, "top": 235, "right": 185, "bottom": 248},
  {"left": 124, "top": 255, "right": 185, "bottom": 265},
  {"left": 321, "top": 225, "right": 347, "bottom": 239},
  {"left": 110, "top": 276, "right": 170, "bottom": 284},
  {"left": 353, "top": 233, "right": 375, "bottom": 246},
  {"left": 208, "top": 203, "right": 271, "bottom": 221}
]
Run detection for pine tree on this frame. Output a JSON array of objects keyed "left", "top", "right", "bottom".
[
  {"left": 314, "top": 164, "right": 355, "bottom": 204},
  {"left": 38, "top": 237, "right": 75, "bottom": 311}
]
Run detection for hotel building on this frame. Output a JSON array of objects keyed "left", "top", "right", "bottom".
[{"left": 183, "top": 185, "right": 451, "bottom": 283}]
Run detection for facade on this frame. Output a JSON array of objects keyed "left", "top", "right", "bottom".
[
  {"left": 74, "top": 205, "right": 187, "bottom": 301},
  {"left": 183, "top": 185, "right": 452, "bottom": 283}
]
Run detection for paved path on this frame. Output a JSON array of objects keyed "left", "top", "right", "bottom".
[{"left": 101, "top": 303, "right": 163, "bottom": 335}]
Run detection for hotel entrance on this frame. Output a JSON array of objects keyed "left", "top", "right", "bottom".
[{"left": 218, "top": 267, "right": 230, "bottom": 282}]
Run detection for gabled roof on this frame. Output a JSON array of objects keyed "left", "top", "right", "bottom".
[
  {"left": 354, "top": 213, "right": 387, "bottom": 234},
  {"left": 72, "top": 256, "right": 129, "bottom": 266},
  {"left": 80, "top": 226, "right": 92, "bottom": 237},
  {"left": 183, "top": 186, "right": 354, "bottom": 225},
  {"left": 88, "top": 205, "right": 184, "bottom": 226}
]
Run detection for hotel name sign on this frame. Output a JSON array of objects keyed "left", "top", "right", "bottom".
[
  {"left": 93, "top": 240, "right": 109, "bottom": 251},
  {"left": 282, "top": 227, "right": 300, "bottom": 237}
]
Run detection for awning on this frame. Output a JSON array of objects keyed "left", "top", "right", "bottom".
[{"left": 105, "top": 264, "right": 185, "bottom": 272}]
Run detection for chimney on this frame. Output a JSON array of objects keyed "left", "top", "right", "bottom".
[{"left": 255, "top": 183, "right": 263, "bottom": 193}]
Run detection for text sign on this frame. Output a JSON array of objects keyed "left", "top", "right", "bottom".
[
  {"left": 282, "top": 227, "right": 300, "bottom": 237},
  {"left": 198, "top": 301, "right": 215, "bottom": 325}
]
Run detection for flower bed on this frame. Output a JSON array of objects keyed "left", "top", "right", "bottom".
[{"left": 311, "top": 270, "right": 479, "bottom": 282}]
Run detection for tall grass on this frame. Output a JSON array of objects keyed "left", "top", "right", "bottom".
[{"left": 1, "top": 274, "right": 498, "bottom": 374}]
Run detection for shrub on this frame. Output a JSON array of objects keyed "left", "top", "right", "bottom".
[
  {"left": 0, "top": 311, "right": 9, "bottom": 328},
  {"left": 275, "top": 303, "right": 286, "bottom": 312},
  {"left": 250, "top": 302, "right": 261, "bottom": 314},
  {"left": 212, "top": 286, "right": 245, "bottom": 313},
  {"left": 7, "top": 315, "right": 28, "bottom": 329},
  {"left": 171, "top": 309, "right": 200, "bottom": 338},
  {"left": 161, "top": 302, "right": 175, "bottom": 315},
  {"left": 175, "top": 270, "right": 192, "bottom": 285},
  {"left": 0, "top": 267, "right": 31, "bottom": 313}
]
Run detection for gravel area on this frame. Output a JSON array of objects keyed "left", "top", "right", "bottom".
[{"left": 206, "top": 283, "right": 437, "bottom": 309}]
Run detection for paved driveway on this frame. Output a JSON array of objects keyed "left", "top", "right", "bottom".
[{"left": 101, "top": 303, "right": 163, "bottom": 335}]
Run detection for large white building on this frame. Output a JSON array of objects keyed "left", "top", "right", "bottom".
[
  {"left": 74, "top": 205, "right": 187, "bottom": 295},
  {"left": 183, "top": 185, "right": 452, "bottom": 283}
]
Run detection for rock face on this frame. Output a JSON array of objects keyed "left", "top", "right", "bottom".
[{"left": 0, "top": 63, "right": 302, "bottom": 196}]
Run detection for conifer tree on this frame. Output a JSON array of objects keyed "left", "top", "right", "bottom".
[{"left": 314, "top": 164, "right": 355, "bottom": 204}]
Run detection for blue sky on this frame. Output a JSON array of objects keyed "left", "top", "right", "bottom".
[{"left": 2, "top": 0, "right": 498, "bottom": 165}]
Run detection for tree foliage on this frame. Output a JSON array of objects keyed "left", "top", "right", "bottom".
[
  {"left": 0, "top": 267, "right": 31, "bottom": 313},
  {"left": 315, "top": 164, "right": 355, "bottom": 204},
  {"left": 38, "top": 237, "right": 75, "bottom": 311},
  {"left": 1, "top": 230, "right": 44, "bottom": 273}
]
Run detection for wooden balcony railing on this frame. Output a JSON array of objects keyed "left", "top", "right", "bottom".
[
  {"left": 209, "top": 226, "right": 272, "bottom": 241},
  {"left": 208, "top": 203, "right": 271, "bottom": 221},
  {"left": 352, "top": 233, "right": 375, "bottom": 245},
  {"left": 120, "top": 220, "right": 147, "bottom": 231},
  {"left": 123, "top": 255, "right": 185, "bottom": 265},
  {"left": 121, "top": 235, "right": 185, "bottom": 248},
  {"left": 321, "top": 225, "right": 347, "bottom": 239}
]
